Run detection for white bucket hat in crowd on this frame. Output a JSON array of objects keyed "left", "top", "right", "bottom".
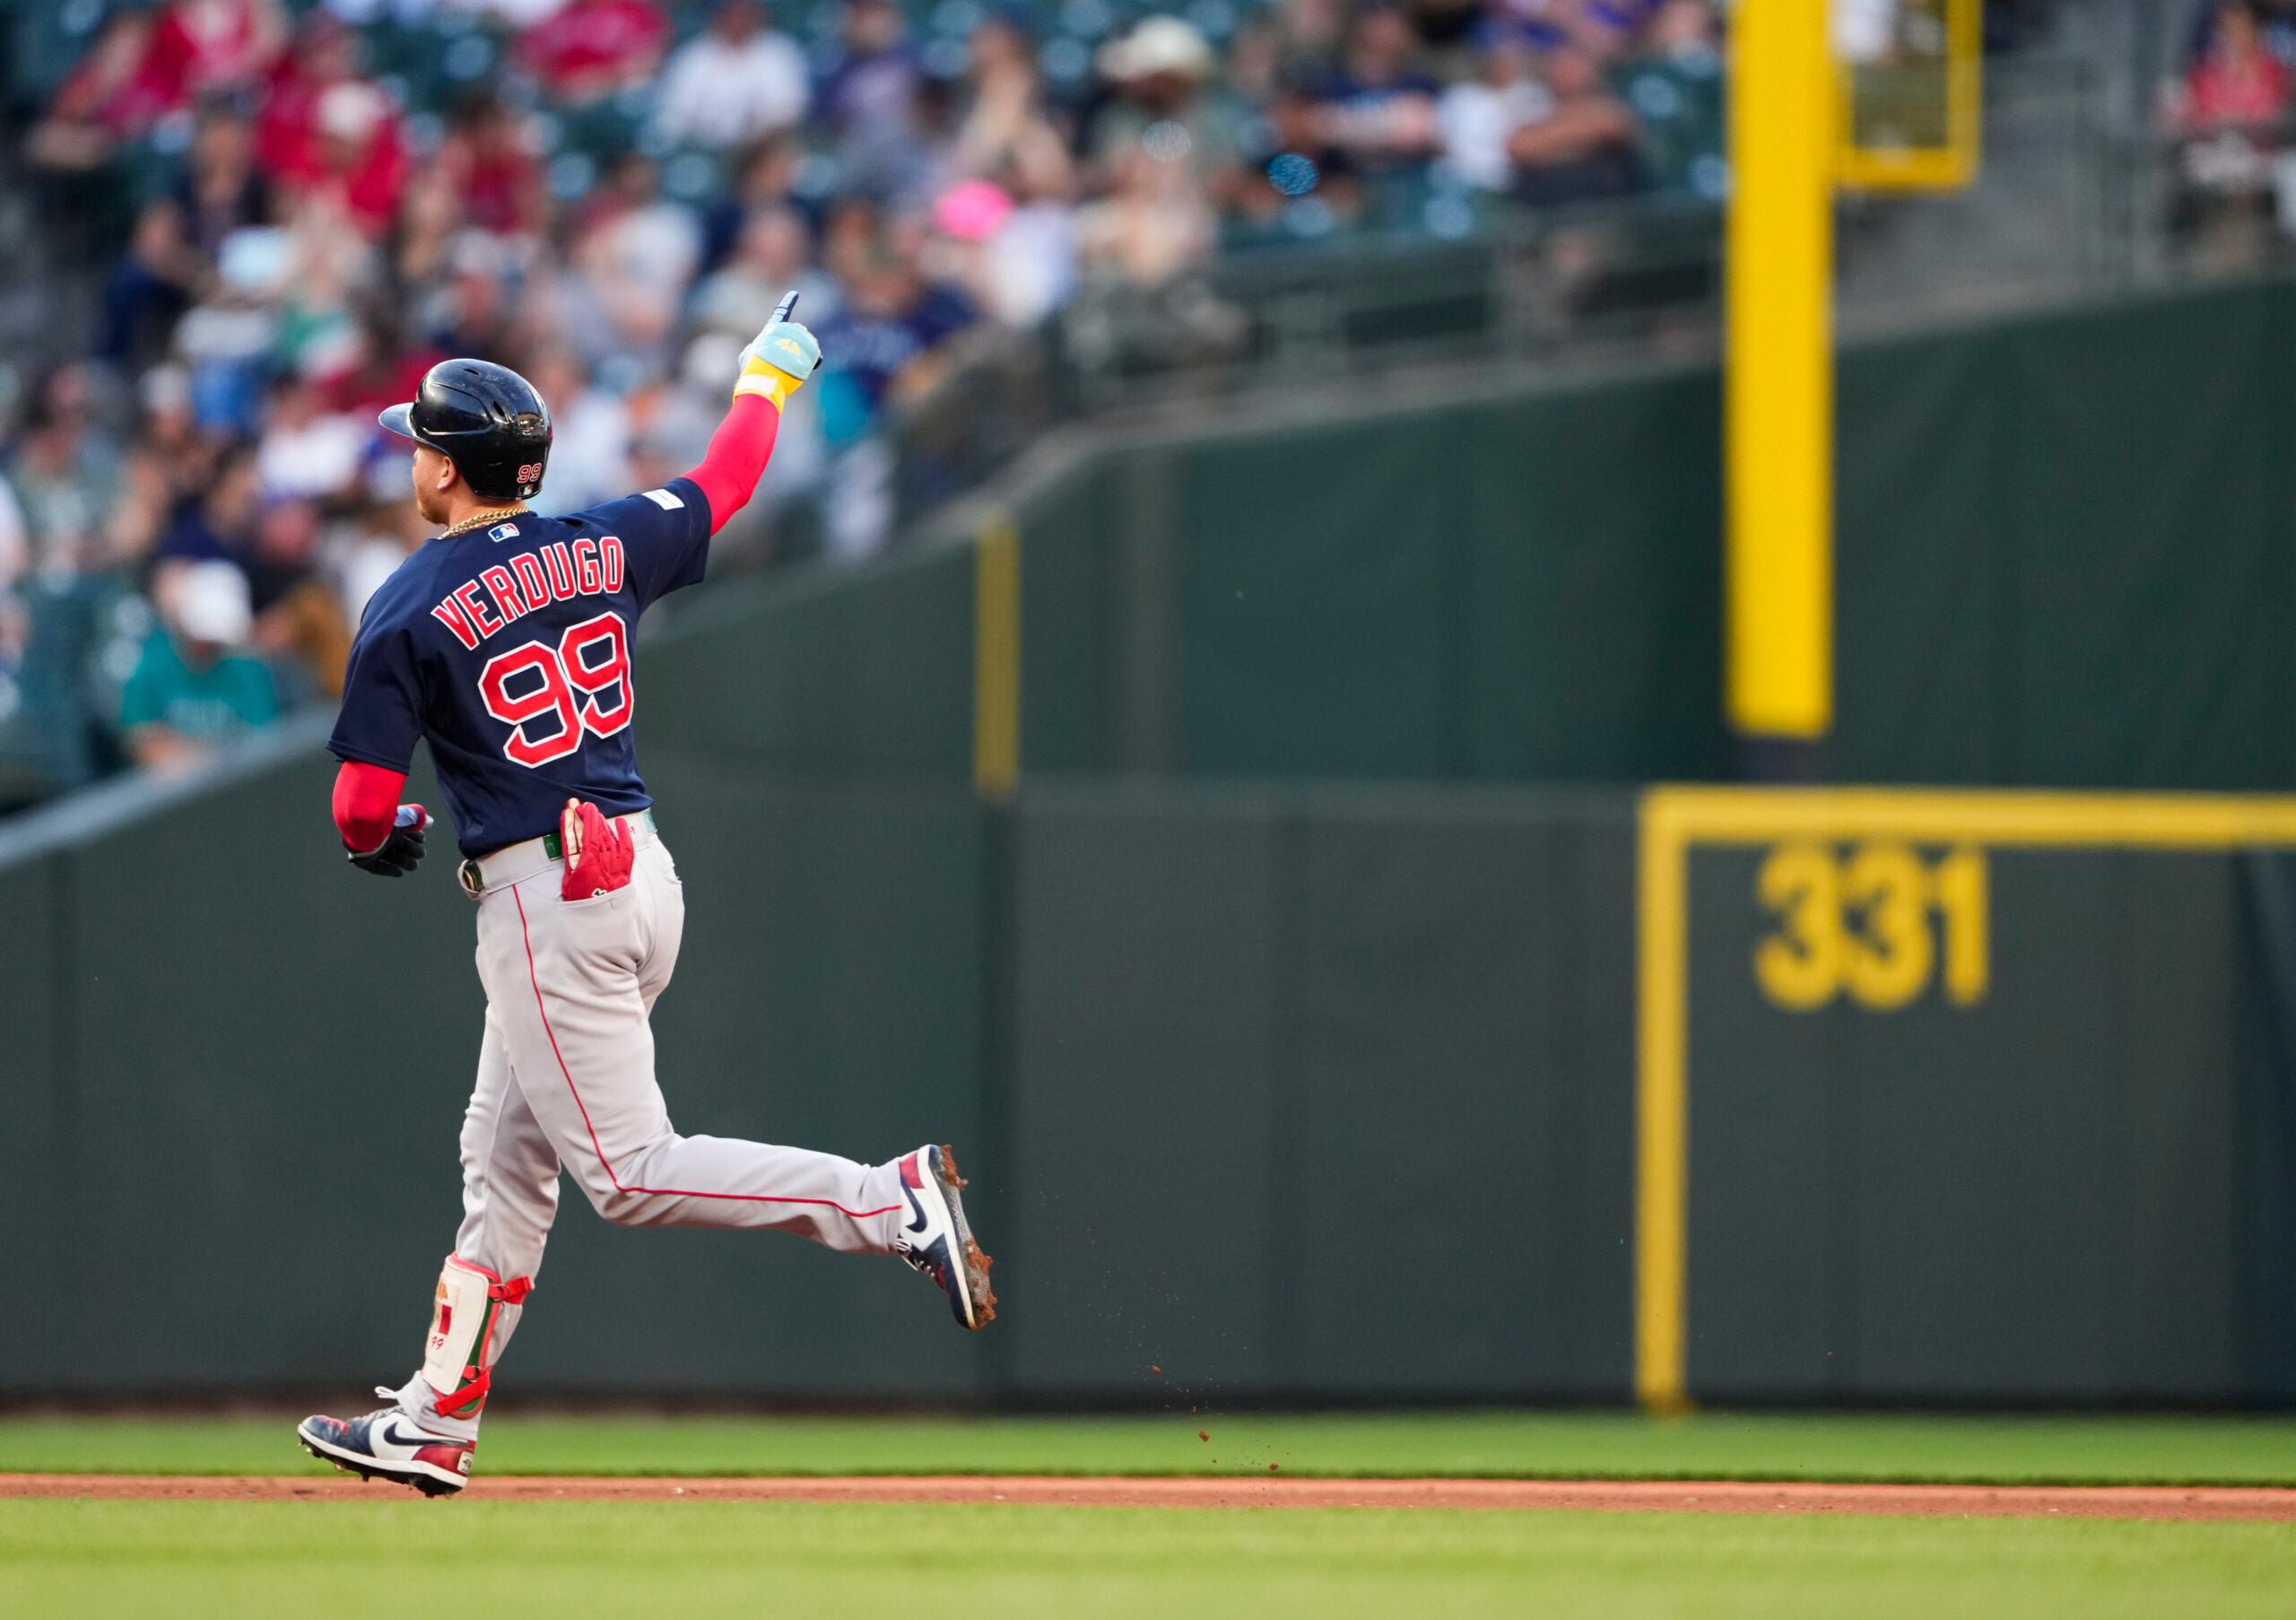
[
  {"left": 1098, "top": 16, "right": 1218, "bottom": 82},
  {"left": 172, "top": 561, "right": 254, "bottom": 648}
]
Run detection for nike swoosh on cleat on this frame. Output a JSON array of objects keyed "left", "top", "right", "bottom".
[
  {"left": 903, "top": 1184, "right": 931, "bottom": 1235},
  {"left": 378, "top": 1422, "right": 452, "bottom": 1450}
]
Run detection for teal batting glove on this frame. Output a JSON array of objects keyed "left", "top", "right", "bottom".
[{"left": 735, "top": 290, "right": 822, "bottom": 408}]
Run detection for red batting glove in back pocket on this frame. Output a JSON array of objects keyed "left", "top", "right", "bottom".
[{"left": 560, "top": 798, "right": 635, "bottom": 901}]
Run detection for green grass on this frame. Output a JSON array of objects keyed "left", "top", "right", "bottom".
[
  {"left": 4, "top": 1410, "right": 2296, "bottom": 1485},
  {"left": 2, "top": 1499, "right": 2292, "bottom": 1620}
]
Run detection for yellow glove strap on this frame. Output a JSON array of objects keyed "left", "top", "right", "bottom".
[{"left": 734, "top": 362, "right": 803, "bottom": 409}]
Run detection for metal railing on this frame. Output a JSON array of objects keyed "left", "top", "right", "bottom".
[{"left": 887, "top": 50, "right": 2296, "bottom": 527}]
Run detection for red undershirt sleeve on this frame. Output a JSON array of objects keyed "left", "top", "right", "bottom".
[
  {"left": 682, "top": 392, "right": 782, "bottom": 536},
  {"left": 334, "top": 398, "right": 780, "bottom": 847},
  {"left": 333, "top": 759, "right": 409, "bottom": 853}
]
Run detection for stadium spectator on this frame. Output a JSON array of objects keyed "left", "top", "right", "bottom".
[
  {"left": 140, "top": 0, "right": 290, "bottom": 112},
  {"left": 109, "top": 365, "right": 219, "bottom": 567},
  {"left": 26, "top": 8, "right": 173, "bottom": 171},
  {"left": 157, "top": 440, "right": 263, "bottom": 566},
  {"left": 1237, "top": 81, "right": 1368, "bottom": 232},
  {"left": 430, "top": 0, "right": 569, "bottom": 22},
  {"left": 1272, "top": 0, "right": 1352, "bottom": 76},
  {"left": 2, "top": 0, "right": 1731, "bottom": 819},
  {"left": 2165, "top": 1, "right": 2292, "bottom": 266},
  {"left": 651, "top": 0, "right": 811, "bottom": 151},
  {"left": 526, "top": 350, "right": 635, "bottom": 516},
  {"left": 180, "top": 103, "right": 274, "bottom": 260},
  {"left": 418, "top": 230, "right": 524, "bottom": 362},
  {"left": 2175, "top": 1, "right": 2292, "bottom": 131},
  {"left": 253, "top": 11, "right": 366, "bottom": 185},
  {"left": 518, "top": 0, "right": 669, "bottom": 106},
  {"left": 815, "top": 231, "right": 978, "bottom": 420},
  {"left": 243, "top": 496, "right": 352, "bottom": 701},
  {"left": 96, "top": 100, "right": 267, "bottom": 367},
  {"left": 951, "top": 16, "right": 1070, "bottom": 187},
  {"left": 996, "top": 133, "right": 1083, "bottom": 328},
  {"left": 102, "top": 201, "right": 201, "bottom": 369},
  {"left": 119, "top": 559, "right": 277, "bottom": 772},
  {"left": 328, "top": 312, "right": 439, "bottom": 423},
  {"left": 0, "top": 472, "right": 28, "bottom": 597},
  {"left": 1069, "top": 132, "right": 1243, "bottom": 376},
  {"left": 1644, "top": 0, "right": 1721, "bottom": 58},
  {"left": 256, "top": 374, "right": 365, "bottom": 502},
  {"left": 1090, "top": 18, "right": 1243, "bottom": 196},
  {"left": 1505, "top": 45, "right": 1644, "bottom": 205},
  {"left": 1076, "top": 139, "right": 1221, "bottom": 290},
  {"left": 272, "top": 79, "right": 409, "bottom": 239},
  {"left": 326, "top": 495, "right": 422, "bottom": 627},
  {"left": 563, "top": 153, "right": 704, "bottom": 370},
  {"left": 940, "top": 155, "right": 1079, "bottom": 330},
  {"left": 817, "top": 0, "right": 925, "bottom": 199},
  {"left": 691, "top": 205, "right": 836, "bottom": 342},
  {"left": 696, "top": 130, "right": 806, "bottom": 271},
  {"left": 7, "top": 366, "right": 118, "bottom": 580},
  {"left": 1310, "top": 6, "right": 1445, "bottom": 173},
  {"left": 1439, "top": 32, "right": 1552, "bottom": 192},
  {"left": 390, "top": 171, "right": 471, "bottom": 308},
  {"left": 436, "top": 96, "right": 548, "bottom": 240},
  {"left": 809, "top": 218, "right": 979, "bottom": 558}
]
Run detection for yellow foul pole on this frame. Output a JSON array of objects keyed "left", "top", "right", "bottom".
[{"left": 1726, "top": 0, "right": 1834, "bottom": 742}]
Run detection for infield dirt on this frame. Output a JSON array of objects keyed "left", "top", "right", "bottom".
[{"left": 6, "top": 1474, "right": 2296, "bottom": 1520}]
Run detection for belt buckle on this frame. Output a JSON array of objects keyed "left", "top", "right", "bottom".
[{"left": 457, "top": 858, "right": 483, "bottom": 897}]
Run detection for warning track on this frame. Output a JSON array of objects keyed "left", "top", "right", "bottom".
[{"left": 5, "top": 1475, "right": 2296, "bottom": 1520}]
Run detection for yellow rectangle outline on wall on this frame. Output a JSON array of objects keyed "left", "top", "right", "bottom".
[
  {"left": 1633, "top": 784, "right": 2296, "bottom": 1412},
  {"left": 1834, "top": 0, "right": 1982, "bottom": 192}
]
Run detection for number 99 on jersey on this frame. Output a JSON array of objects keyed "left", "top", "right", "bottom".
[{"left": 1753, "top": 841, "right": 1989, "bottom": 1013}]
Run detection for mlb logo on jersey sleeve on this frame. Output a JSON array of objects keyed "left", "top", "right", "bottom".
[{"left": 488, "top": 522, "right": 521, "bottom": 544}]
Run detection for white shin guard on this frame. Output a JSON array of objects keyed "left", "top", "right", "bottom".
[{"left": 419, "top": 1255, "right": 532, "bottom": 1422}]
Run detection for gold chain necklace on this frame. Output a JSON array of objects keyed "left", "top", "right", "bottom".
[{"left": 438, "top": 503, "right": 531, "bottom": 540}]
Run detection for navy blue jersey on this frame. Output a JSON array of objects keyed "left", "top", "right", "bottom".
[{"left": 330, "top": 480, "right": 710, "bottom": 857}]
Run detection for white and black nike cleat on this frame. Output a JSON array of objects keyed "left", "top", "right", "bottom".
[
  {"left": 297, "top": 1406, "right": 473, "bottom": 1497},
  {"left": 893, "top": 1144, "right": 996, "bottom": 1330}
]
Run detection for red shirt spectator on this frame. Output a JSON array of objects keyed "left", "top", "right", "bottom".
[
  {"left": 273, "top": 81, "right": 410, "bottom": 239},
  {"left": 140, "top": 0, "right": 288, "bottom": 112},
  {"left": 253, "top": 12, "right": 364, "bottom": 182},
  {"left": 327, "top": 319, "right": 444, "bottom": 421},
  {"left": 518, "top": 0, "right": 669, "bottom": 105},
  {"left": 437, "top": 99, "right": 548, "bottom": 238},
  {"left": 31, "top": 10, "right": 175, "bottom": 165}
]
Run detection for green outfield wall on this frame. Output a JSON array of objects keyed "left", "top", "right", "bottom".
[
  {"left": 9, "top": 279, "right": 2296, "bottom": 1403},
  {"left": 5, "top": 753, "right": 2296, "bottom": 1405},
  {"left": 642, "top": 275, "right": 2296, "bottom": 794}
]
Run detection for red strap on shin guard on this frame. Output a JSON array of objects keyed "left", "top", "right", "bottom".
[
  {"left": 434, "top": 1365, "right": 491, "bottom": 1418},
  {"left": 430, "top": 1270, "right": 533, "bottom": 1418}
]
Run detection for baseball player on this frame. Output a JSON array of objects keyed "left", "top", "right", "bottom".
[{"left": 296, "top": 299, "right": 994, "bottom": 1497}]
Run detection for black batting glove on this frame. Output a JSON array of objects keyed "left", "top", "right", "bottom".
[{"left": 349, "top": 805, "right": 430, "bottom": 877}]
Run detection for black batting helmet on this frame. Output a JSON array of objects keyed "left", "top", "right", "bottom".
[{"left": 379, "top": 359, "right": 552, "bottom": 502}]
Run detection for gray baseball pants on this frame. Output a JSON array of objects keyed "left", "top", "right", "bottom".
[{"left": 387, "top": 823, "right": 909, "bottom": 1439}]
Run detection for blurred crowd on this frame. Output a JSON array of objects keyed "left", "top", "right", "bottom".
[
  {"left": 2167, "top": 0, "right": 2296, "bottom": 263},
  {"left": 0, "top": 0, "right": 1726, "bottom": 811}
]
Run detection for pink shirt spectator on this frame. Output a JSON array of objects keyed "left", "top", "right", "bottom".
[{"left": 2181, "top": 4, "right": 2292, "bottom": 131}]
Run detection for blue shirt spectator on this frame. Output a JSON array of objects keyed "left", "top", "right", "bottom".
[{"left": 813, "top": 273, "right": 977, "bottom": 441}]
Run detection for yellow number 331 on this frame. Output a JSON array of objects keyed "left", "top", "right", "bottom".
[{"left": 1754, "top": 842, "right": 1988, "bottom": 1012}]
